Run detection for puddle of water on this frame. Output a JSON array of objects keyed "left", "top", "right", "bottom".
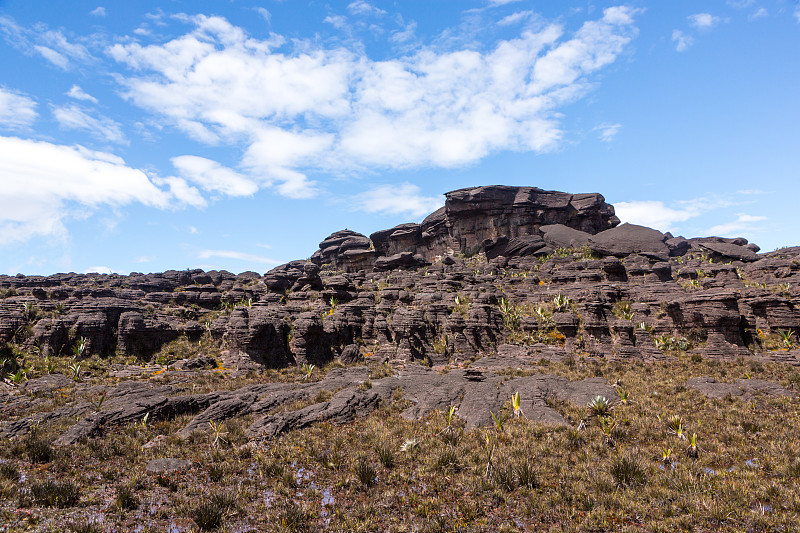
[
  {"left": 746, "top": 459, "right": 759, "bottom": 468},
  {"left": 703, "top": 467, "right": 716, "bottom": 475},
  {"left": 263, "top": 490, "right": 275, "bottom": 507}
]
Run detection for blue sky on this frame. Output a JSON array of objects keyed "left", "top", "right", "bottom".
[{"left": 0, "top": 0, "right": 798, "bottom": 275}]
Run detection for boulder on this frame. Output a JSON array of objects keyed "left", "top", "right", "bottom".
[{"left": 589, "top": 223, "right": 669, "bottom": 259}]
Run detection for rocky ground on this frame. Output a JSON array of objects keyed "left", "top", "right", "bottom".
[{"left": 0, "top": 185, "right": 799, "bottom": 532}]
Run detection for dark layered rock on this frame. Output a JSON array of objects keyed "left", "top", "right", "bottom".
[{"left": 589, "top": 223, "right": 670, "bottom": 260}]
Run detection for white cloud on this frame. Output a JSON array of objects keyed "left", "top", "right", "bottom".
[
  {"left": 0, "top": 88, "right": 38, "bottom": 130},
  {"left": 749, "top": 8, "right": 768, "bottom": 20},
  {"left": 0, "top": 136, "right": 171, "bottom": 245},
  {"left": 614, "top": 201, "right": 698, "bottom": 232},
  {"left": 323, "top": 15, "right": 349, "bottom": 30},
  {"left": 347, "top": 1, "right": 386, "bottom": 17},
  {"left": 498, "top": 11, "right": 535, "bottom": 26},
  {"left": 66, "top": 85, "right": 98, "bottom": 103},
  {"left": 594, "top": 122, "right": 622, "bottom": 142},
  {"left": 0, "top": 16, "right": 92, "bottom": 69},
  {"left": 171, "top": 155, "right": 258, "bottom": 197},
  {"left": 134, "top": 256, "right": 155, "bottom": 263},
  {"left": 90, "top": 7, "right": 106, "bottom": 17},
  {"left": 488, "top": 0, "right": 523, "bottom": 6},
  {"left": 255, "top": 7, "right": 271, "bottom": 22},
  {"left": 706, "top": 214, "right": 767, "bottom": 236},
  {"left": 85, "top": 265, "right": 113, "bottom": 274},
  {"left": 671, "top": 29, "right": 694, "bottom": 52},
  {"left": 688, "top": 13, "right": 720, "bottom": 29},
  {"left": 353, "top": 183, "right": 442, "bottom": 218},
  {"left": 198, "top": 249, "right": 281, "bottom": 264},
  {"left": 153, "top": 176, "right": 206, "bottom": 208},
  {"left": 109, "top": 9, "right": 637, "bottom": 199},
  {"left": 52, "top": 104, "right": 126, "bottom": 144},
  {"left": 727, "top": 0, "right": 754, "bottom": 8},
  {"left": 795, "top": 7, "right": 800, "bottom": 23}
]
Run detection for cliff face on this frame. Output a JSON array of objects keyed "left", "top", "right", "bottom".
[{"left": 1, "top": 184, "right": 798, "bottom": 373}]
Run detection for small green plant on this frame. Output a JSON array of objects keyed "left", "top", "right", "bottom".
[
  {"left": 598, "top": 416, "right": 616, "bottom": 446},
  {"left": 400, "top": 437, "right": 420, "bottom": 453},
  {"left": 661, "top": 448, "right": 673, "bottom": 465},
  {"left": 777, "top": 329, "right": 795, "bottom": 349},
  {"left": 637, "top": 322, "right": 653, "bottom": 333},
  {"left": 209, "top": 420, "right": 228, "bottom": 447},
  {"left": 191, "top": 496, "right": 230, "bottom": 531},
  {"left": 491, "top": 410, "right": 508, "bottom": 434},
  {"left": 375, "top": 442, "right": 395, "bottom": 468},
  {"left": 616, "top": 388, "right": 630, "bottom": 405},
  {"left": 27, "top": 479, "right": 80, "bottom": 508},
  {"left": 667, "top": 415, "right": 685, "bottom": 440},
  {"left": 432, "top": 334, "right": 450, "bottom": 356},
  {"left": 587, "top": 396, "right": 613, "bottom": 417},
  {"left": 300, "top": 363, "right": 316, "bottom": 381},
  {"left": 498, "top": 298, "right": 521, "bottom": 332},
  {"left": 69, "top": 362, "right": 82, "bottom": 381},
  {"left": 353, "top": 457, "right": 376, "bottom": 488},
  {"left": 71, "top": 336, "right": 87, "bottom": 358},
  {"left": 686, "top": 433, "right": 699, "bottom": 459},
  {"left": 609, "top": 454, "right": 647, "bottom": 488},
  {"left": 510, "top": 392, "right": 523, "bottom": 418},
  {"left": 552, "top": 294, "right": 571, "bottom": 313},
  {"left": 115, "top": 482, "right": 139, "bottom": 510}
]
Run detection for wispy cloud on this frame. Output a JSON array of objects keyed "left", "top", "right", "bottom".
[
  {"left": 347, "top": 1, "right": 386, "bottom": 17},
  {"left": 198, "top": 249, "right": 282, "bottom": 264},
  {"left": 688, "top": 13, "right": 720, "bottom": 29},
  {"left": 497, "top": 10, "right": 535, "bottom": 26},
  {"left": 85, "top": 265, "right": 113, "bottom": 274},
  {"left": 0, "top": 88, "right": 38, "bottom": 130},
  {"left": 66, "top": 85, "right": 98, "bottom": 103},
  {"left": 594, "top": 122, "right": 622, "bottom": 142},
  {"left": 90, "top": 7, "right": 106, "bottom": 17},
  {"left": 254, "top": 7, "right": 271, "bottom": 23},
  {"left": 749, "top": 8, "right": 768, "bottom": 20},
  {"left": 52, "top": 104, "right": 126, "bottom": 144},
  {"left": 671, "top": 29, "right": 694, "bottom": 52},
  {"left": 0, "top": 16, "right": 92, "bottom": 70},
  {"left": 171, "top": 155, "right": 258, "bottom": 197},
  {"left": 109, "top": 8, "right": 639, "bottom": 200},
  {"left": 353, "top": 183, "right": 442, "bottom": 218},
  {"left": 706, "top": 214, "right": 767, "bottom": 236}
]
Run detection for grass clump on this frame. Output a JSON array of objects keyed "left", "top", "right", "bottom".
[
  {"left": 25, "top": 479, "right": 81, "bottom": 508},
  {"left": 609, "top": 453, "right": 647, "bottom": 488}
]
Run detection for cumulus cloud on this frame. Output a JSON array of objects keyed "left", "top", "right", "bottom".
[
  {"left": 594, "top": 122, "right": 622, "bottom": 142},
  {"left": 0, "top": 136, "right": 170, "bottom": 245},
  {"left": 706, "top": 214, "right": 767, "bottom": 236},
  {"left": 688, "top": 13, "right": 720, "bottom": 29},
  {"left": 0, "top": 88, "right": 38, "bottom": 130},
  {"left": 671, "top": 30, "right": 694, "bottom": 52},
  {"left": 171, "top": 155, "right": 258, "bottom": 197},
  {"left": 85, "top": 265, "right": 113, "bottom": 274},
  {"left": 66, "top": 85, "right": 98, "bottom": 103},
  {"left": 52, "top": 104, "right": 126, "bottom": 143},
  {"left": 198, "top": 249, "right": 282, "bottom": 264},
  {"left": 353, "top": 183, "right": 443, "bottom": 218},
  {"left": 109, "top": 8, "right": 638, "bottom": 203},
  {"left": 90, "top": 7, "right": 106, "bottom": 17}
]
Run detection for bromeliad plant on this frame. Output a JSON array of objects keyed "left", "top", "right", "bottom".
[
  {"left": 686, "top": 433, "right": 699, "bottom": 459},
  {"left": 587, "top": 395, "right": 613, "bottom": 417},
  {"left": 301, "top": 363, "right": 316, "bottom": 381},
  {"left": 510, "top": 392, "right": 524, "bottom": 418},
  {"left": 667, "top": 415, "right": 686, "bottom": 440}
]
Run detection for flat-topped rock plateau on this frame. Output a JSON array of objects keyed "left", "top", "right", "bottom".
[{"left": 1, "top": 185, "right": 798, "bottom": 532}]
